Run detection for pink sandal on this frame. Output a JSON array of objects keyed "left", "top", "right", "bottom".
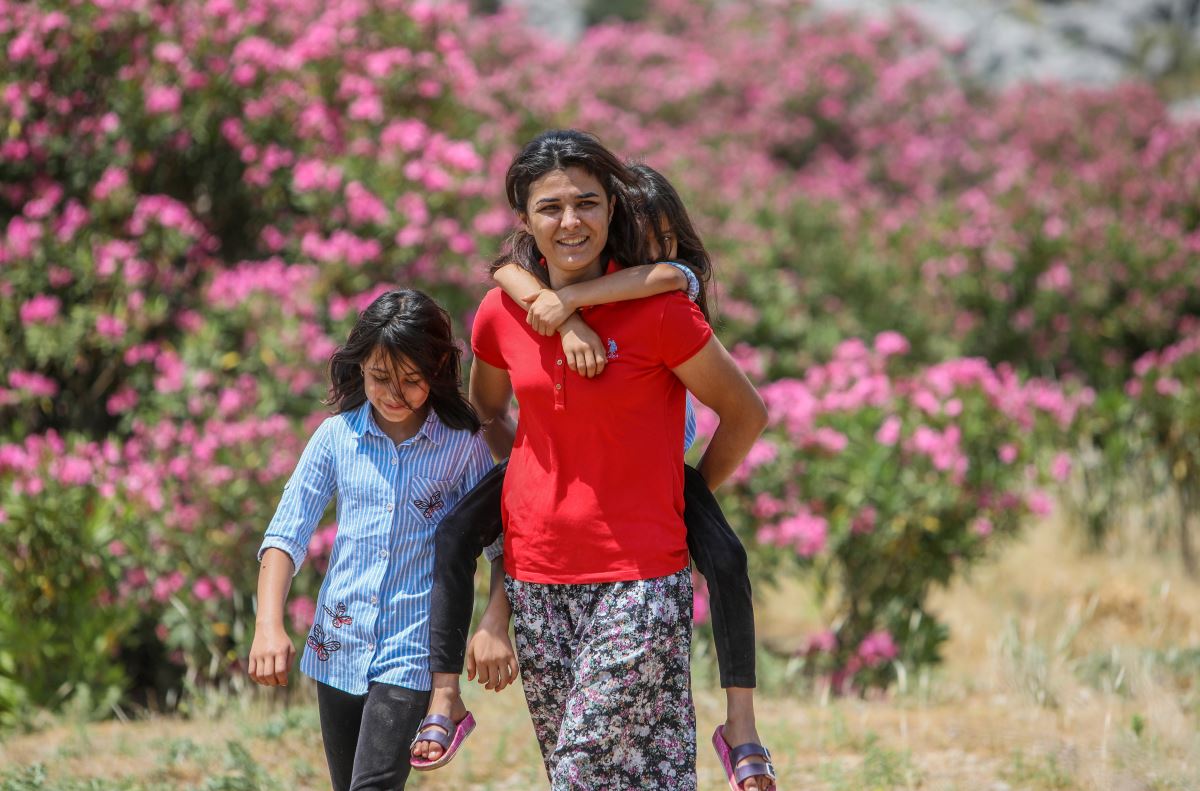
[
  {"left": 713, "top": 724, "right": 777, "bottom": 790},
  {"left": 409, "top": 711, "right": 476, "bottom": 771}
]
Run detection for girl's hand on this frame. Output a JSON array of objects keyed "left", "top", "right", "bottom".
[
  {"left": 522, "top": 288, "right": 575, "bottom": 336},
  {"left": 558, "top": 315, "right": 606, "bottom": 378},
  {"left": 248, "top": 623, "right": 296, "bottom": 687},
  {"left": 465, "top": 612, "right": 518, "bottom": 692}
]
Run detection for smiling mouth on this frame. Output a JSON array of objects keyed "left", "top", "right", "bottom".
[{"left": 556, "top": 237, "right": 588, "bottom": 249}]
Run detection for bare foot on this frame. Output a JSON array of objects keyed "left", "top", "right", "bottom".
[
  {"left": 410, "top": 685, "right": 468, "bottom": 762},
  {"left": 721, "top": 718, "right": 775, "bottom": 791}
]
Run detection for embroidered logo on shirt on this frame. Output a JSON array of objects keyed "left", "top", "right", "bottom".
[
  {"left": 606, "top": 338, "right": 619, "bottom": 360},
  {"left": 413, "top": 490, "right": 445, "bottom": 519},
  {"left": 307, "top": 624, "right": 342, "bottom": 661},
  {"left": 323, "top": 602, "right": 353, "bottom": 628}
]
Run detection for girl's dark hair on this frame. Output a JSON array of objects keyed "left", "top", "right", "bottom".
[
  {"left": 628, "top": 163, "right": 714, "bottom": 321},
  {"left": 326, "top": 289, "right": 481, "bottom": 433},
  {"left": 490, "top": 129, "right": 646, "bottom": 281}
]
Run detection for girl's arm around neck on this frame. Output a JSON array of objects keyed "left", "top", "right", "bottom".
[
  {"left": 247, "top": 548, "right": 298, "bottom": 687},
  {"left": 671, "top": 336, "right": 768, "bottom": 491},
  {"left": 557, "top": 262, "right": 690, "bottom": 313}
]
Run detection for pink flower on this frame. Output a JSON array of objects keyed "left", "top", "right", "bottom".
[
  {"left": 692, "top": 573, "right": 710, "bottom": 624},
  {"left": 1051, "top": 452, "right": 1072, "bottom": 483},
  {"left": 9, "top": 371, "right": 58, "bottom": 397},
  {"left": 851, "top": 505, "right": 878, "bottom": 535},
  {"left": 145, "top": 85, "right": 182, "bottom": 114},
  {"left": 1026, "top": 490, "right": 1054, "bottom": 516},
  {"left": 96, "top": 314, "right": 126, "bottom": 341},
  {"left": 776, "top": 511, "right": 828, "bottom": 557},
  {"left": 193, "top": 578, "right": 215, "bottom": 602},
  {"left": 972, "top": 517, "right": 993, "bottom": 537},
  {"left": 874, "top": 331, "right": 910, "bottom": 358},
  {"left": 20, "top": 294, "right": 61, "bottom": 324},
  {"left": 93, "top": 167, "right": 129, "bottom": 200},
  {"left": 998, "top": 444, "right": 1018, "bottom": 464},
  {"left": 857, "top": 630, "right": 898, "bottom": 667},
  {"left": 806, "top": 630, "right": 837, "bottom": 654},
  {"left": 288, "top": 596, "right": 317, "bottom": 631},
  {"left": 875, "top": 416, "right": 901, "bottom": 446}
]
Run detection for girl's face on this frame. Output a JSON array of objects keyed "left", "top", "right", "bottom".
[
  {"left": 361, "top": 347, "right": 431, "bottom": 429},
  {"left": 646, "top": 217, "right": 677, "bottom": 261},
  {"left": 520, "top": 166, "right": 615, "bottom": 283}
]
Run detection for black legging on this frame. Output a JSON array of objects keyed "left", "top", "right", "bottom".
[
  {"left": 317, "top": 681, "right": 431, "bottom": 791},
  {"left": 428, "top": 461, "right": 756, "bottom": 688}
]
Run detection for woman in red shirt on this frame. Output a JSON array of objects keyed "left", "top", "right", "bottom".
[{"left": 470, "top": 130, "right": 768, "bottom": 790}]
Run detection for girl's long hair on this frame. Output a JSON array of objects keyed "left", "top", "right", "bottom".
[
  {"left": 326, "top": 289, "right": 481, "bottom": 433},
  {"left": 490, "top": 129, "right": 646, "bottom": 281},
  {"left": 628, "top": 163, "right": 714, "bottom": 322}
]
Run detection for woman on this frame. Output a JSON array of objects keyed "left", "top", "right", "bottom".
[{"left": 470, "top": 130, "right": 769, "bottom": 789}]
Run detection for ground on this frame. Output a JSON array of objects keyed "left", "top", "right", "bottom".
[{"left": 3, "top": 515, "right": 1199, "bottom": 790}]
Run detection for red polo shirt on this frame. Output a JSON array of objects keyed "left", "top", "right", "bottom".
[{"left": 471, "top": 286, "right": 713, "bottom": 584}]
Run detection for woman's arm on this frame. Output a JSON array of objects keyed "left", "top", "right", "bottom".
[
  {"left": 671, "top": 336, "right": 768, "bottom": 490},
  {"left": 469, "top": 357, "right": 517, "bottom": 460}
]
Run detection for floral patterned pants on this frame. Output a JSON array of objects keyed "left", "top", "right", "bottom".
[{"left": 505, "top": 568, "right": 697, "bottom": 790}]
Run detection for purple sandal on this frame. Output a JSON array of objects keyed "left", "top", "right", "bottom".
[
  {"left": 712, "top": 724, "right": 778, "bottom": 791},
  {"left": 409, "top": 711, "right": 476, "bottom": 772}
]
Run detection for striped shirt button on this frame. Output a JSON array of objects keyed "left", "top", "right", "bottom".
[
  {"left": 370, "top": 595, "right": 378, "bottom": 605},
  {"left": 367, "top": 642, "right": 375, "bottom": 652},
  {"left": 386, "top": 502, "right": 394, "bottom": 512},
  {"left": 391, "top": 457, "right": 398, "bottom": 465},
  {"left": 378, "top": 549, "right": 388, "bottom": 559}
]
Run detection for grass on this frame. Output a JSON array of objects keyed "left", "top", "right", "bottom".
[{"left": 3, "top": 514, "right": 1200, "bottom": 789}]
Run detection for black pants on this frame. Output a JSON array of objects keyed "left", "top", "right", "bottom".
[
  {"left": 316, "top": 681, "right": 431, "bottom": 791},
  {"left": 428, "top": 462, "right": 756, "bottom": 688}
]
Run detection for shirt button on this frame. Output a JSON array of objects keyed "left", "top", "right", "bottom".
[
  {"left": 378, "top": 549, "right": 388, "bottom": 559},
  {"left": 386, "top": 503, "right": 394, "bottom": 512},
  {"left": 555, "top": 383, "right": 562, "bottom": 390},
  {"left": 367, "top": 642, "right": 376, "bottom": 652},
  {"left": 370, "top": 595, "right": 378, "bottom": 605},
  {"left": 556, "top": 359, "right": 563, "bottom": 366},
  {"left": 391, "top": 457, "right": 398, "bottom": 465}
]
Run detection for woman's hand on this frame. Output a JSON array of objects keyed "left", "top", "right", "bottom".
[
  {"left": 248, "top": 622, "right": 296, "bottom": 687},
  {"left": 465, "top": 612, "right": 518, "bottom": 692},
  {"left": 558, "top": 314, "right": 606, "bottom": 378},
  {"left": 523, "top": 288, "right": 576, "bottom": 336}
]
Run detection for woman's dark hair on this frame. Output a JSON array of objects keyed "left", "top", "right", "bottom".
[
  {"left": 491, "top": 129, "right": 646, "bottom": 281},
  {"left": 326, "top": 289, "right": 481, "bottom": 433},
  {"left": 628, "top": 163, "right": 714, "bottom": 321}
]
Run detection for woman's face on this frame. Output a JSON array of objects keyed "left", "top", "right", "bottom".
[{"left": 521, "top": 166, "right": 614, "bottom": 282}]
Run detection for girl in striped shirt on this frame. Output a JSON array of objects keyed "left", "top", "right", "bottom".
[{"left": 247, "top": 289, "right": 506, "bottom": 791}]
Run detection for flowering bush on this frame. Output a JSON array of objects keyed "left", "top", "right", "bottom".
[
  {"left": 702, "top": 335, "right": 1092, "bottom": 690},
  {"left": 1122, "top": 320, "right": 1200, "bottom": 571},
  {"left": 2, "top": 0, "right": 1198, "bottom": 711}
]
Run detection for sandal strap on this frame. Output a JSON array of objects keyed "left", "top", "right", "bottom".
[
  {"left": 730, "top": 742, "right": 772, "bottom": 765},
  {"left": 412, "top": 727, "right": 452, "bottom": 750},
  {"left": 409, "top": 713, "right": 455, "bottom": 750},
  {"left": 734, "top": 760, "right": 777, "bottom": 785}
]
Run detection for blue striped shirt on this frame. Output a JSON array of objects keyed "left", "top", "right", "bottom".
[{"left": 258, "top": 401, "right": 493, "bottom": 695}]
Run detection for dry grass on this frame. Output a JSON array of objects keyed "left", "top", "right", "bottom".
[{"left": 3, "top": 514, "right": 1200, "bottom": 789}]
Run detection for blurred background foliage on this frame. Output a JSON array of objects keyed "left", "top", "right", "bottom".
[{"left": 2, "top": 0, "right": 1199, "bottom": 725}]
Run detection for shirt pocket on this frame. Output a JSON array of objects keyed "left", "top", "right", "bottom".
[{"left": 408, "top": 475, "right": 453, "bottom": 523}]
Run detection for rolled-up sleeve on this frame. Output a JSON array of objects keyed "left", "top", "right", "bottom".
[{"left": 258, "top": 418, "right": 337, "bottom": 575}]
